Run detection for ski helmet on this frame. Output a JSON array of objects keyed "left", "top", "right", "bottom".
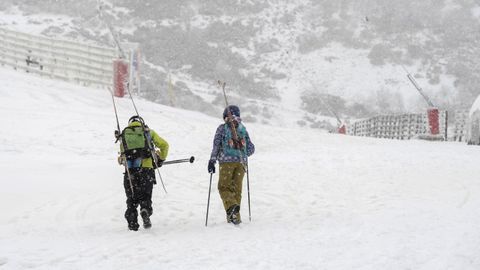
[
  {"left": 223, "top": 105, "right": 240, "bottom": 119},
  {"left": 128, "top": 115, "right": 144, "bottom": 124}
]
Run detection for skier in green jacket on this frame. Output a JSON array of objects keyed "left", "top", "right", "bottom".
[{"left": 118, "top": 116, "right": 169, "bottom": 231}]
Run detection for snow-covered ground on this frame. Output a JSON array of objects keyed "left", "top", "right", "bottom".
[{"left": 1, "top": 67, "right": 480, "bottom": 270}]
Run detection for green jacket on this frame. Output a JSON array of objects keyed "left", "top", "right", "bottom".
[{"left": 121, "top": 121, "right": 169, "bottom": 168}]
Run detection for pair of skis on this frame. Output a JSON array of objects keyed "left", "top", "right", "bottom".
[
  {"left": 108, "top": 86, "right": 195, "bottom": 195},
  {"left": 100, "top": 0, "right": 193, "bottom": 195}
]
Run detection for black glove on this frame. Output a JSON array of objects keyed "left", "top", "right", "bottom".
[
  {"left": 157, "top": 159, "right": 164, "bottom": 168},
  {"left": 154, "top": 159, "right": 164, "bottom": 169},
  {"left": 208, "top": 160, "right": 216, "bottom": 174},
  {"left": 114, "top": 130, "right": 120, "bottom": 142}
]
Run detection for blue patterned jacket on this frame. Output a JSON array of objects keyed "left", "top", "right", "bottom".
[{"left": 209, "top": 121, "right": 255, "bottom": 164}]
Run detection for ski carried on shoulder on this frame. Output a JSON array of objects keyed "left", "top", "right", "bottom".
[{"left": 108, "top": 87, "right": 135, "bottom": 196}]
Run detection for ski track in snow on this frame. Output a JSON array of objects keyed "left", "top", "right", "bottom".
[{"left": 1, "top": 67, "right": 480, "bottom": 269}]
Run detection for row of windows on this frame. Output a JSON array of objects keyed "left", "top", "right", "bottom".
[
  {"left": 355, "top": 134, "right": 417, "bottom": 140},
  {"left": 351, "top": 112, "right": 449, "bottom": 140},
  {"left": 355, "top": 120, "right": 427, "bottom": 126},
  {"left": 355, "top": 126, "right": 427, "bottom": 131}
]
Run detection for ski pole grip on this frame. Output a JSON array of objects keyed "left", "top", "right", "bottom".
[{"left": 114, "top": 130, "right": 120, "bottom": 143}]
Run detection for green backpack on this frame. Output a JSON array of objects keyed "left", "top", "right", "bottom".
[{"left": 121, "top": 126, "right": 150, "bottom": 160}]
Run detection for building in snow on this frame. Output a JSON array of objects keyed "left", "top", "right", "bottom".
[
  {"left": 351, "top": 111, "right": 447, "bottom": 140},
  {"left": 452, "top": 109, "right": 469, "bottom": 142}
]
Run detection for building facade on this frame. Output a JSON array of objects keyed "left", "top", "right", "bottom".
[
  {"left": 351, "top": 111, "right": 447, "bottom": 140},
  {"left": 452, "top": 109, "right": 468, "bottom": 142}
]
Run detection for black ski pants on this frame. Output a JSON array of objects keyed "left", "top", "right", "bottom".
[{"left": 123, "top": 168, "right": 155, "bottom": 225}]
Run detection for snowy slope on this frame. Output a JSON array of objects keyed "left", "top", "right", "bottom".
[
  {"left": 0, "top": 4, "right": 460, "bottom": 129},
  {"left": 1, "top": 67, "right": 480, "bottom": 270}
]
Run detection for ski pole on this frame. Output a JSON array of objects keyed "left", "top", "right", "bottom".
[
  {"left": 163, "top": 156, "right": 195, "bottom": 166},
  {"left": 133, "top": 117, "right": 167, "bottom": 194},
  {"left": 155, "top": 169, "right": 167, "bottom": 194},
  {"left": 246, "top": 157, "right": 251, "bottom": 222},
  {"left": 205, "top": 173, "right": 213, "bottom": 227}
]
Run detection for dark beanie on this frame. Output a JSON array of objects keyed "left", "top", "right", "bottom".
[{"left": 223, "top": 105, "right": 240, "bottom": 119}]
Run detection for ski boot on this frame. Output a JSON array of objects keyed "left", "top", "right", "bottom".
[
  {"left": 140, "top": 209, "right": 152, "bottom": 229},
  {"left": 227, "top": 205, "right": 241, "bottom": 225},
  {"left": 128, "top": 221, "right": 139, "bottom": 231}
]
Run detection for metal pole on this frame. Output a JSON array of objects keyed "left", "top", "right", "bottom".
[
  {"left": 246, "top": 157, "right": 251, "bottom": 222},
  {"left": 162, "top": 156, "right": 195, "bottom": 165},
  {"left": 155, "top": 169, "right": 167, "bottom": 194},
  {"left": 205, "top": 173, "right": 213, "bottom": 227},
  {"left": 97, "top": 0, "right": 126, "bottom": 59}
]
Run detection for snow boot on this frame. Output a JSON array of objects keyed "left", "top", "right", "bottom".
[
  {"left": 128, "top": 221, "right": 139, "bottom": 231},
  {"left": 140, "top": 209, "right": 152, "bottom": 229},
  {"left": 227, "top": 205, "right": 241, "bottom": 225}
]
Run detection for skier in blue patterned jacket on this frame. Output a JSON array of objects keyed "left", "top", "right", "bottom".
[{"left": 208, "top": 105, "right": 255, "bottom": 224}]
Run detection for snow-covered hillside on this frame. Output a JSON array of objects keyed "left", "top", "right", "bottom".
[
  {"left": 1, "top": 68, "right": 480, "bottom": 270},
  {"left": 2, "top": 0, "right": 479, "bottom": 127}
]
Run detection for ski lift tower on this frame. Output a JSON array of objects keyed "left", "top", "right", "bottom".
[
  {"left": 318, "top": 93, "right": 346, "bottom": 134},
  {"left": 122, "top": 42, "right": 141, "bottom": 95},
  {"left": 332, "top": 110, "right": 346, "bottom": 134},
  {"left": 98, "top": 1, "right": 141, "bottom": 97},
  {"left": 405, "top": 69, "right": 441, "bottom": 136},
  {"left": 306, "top": 78, "right": 347, "bottom": 134}
]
